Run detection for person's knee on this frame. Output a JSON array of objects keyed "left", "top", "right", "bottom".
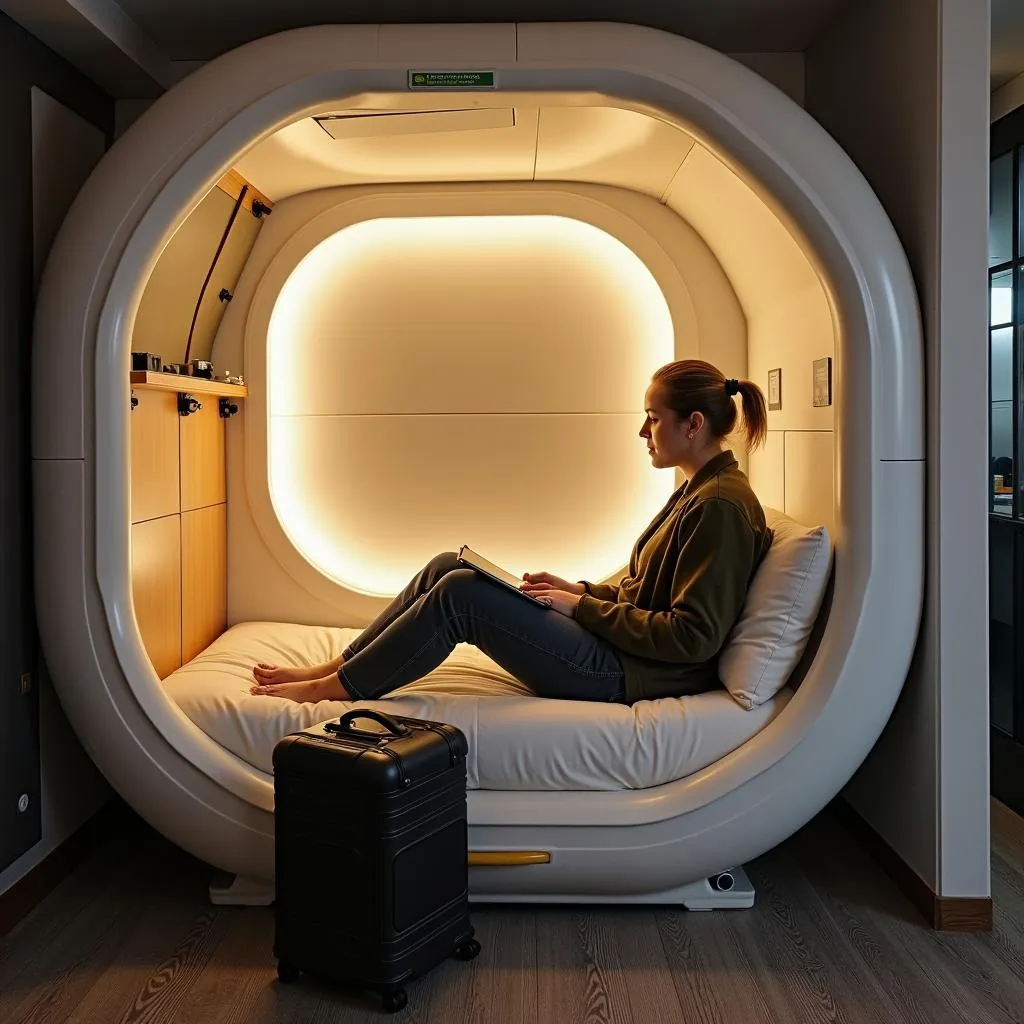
[
  {"left": 433, "top": 568, "right": 477, "bottom": 597},
  {"left": 430, "top": 569, "right": 491, "bottom": 616},
  {"left": 419, "top": 569, "right": 480, "bottom": 643},
  {"left": 427, "top": 551, "right": 461, "bottom": 576}
]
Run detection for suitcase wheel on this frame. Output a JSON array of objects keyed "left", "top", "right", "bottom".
[
  {"left": 382, "top": 987, "right": 408, "bottom": 1013},
  {"left": 276, "top": 960, "right": 300, "bottom": 984},
  {"left": 454, "top": 938, "right": 482, "bottom": 962}
]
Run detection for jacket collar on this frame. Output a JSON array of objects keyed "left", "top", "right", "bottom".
[{"left": 684, "top": 449, "right": 738, "bottom": 495}]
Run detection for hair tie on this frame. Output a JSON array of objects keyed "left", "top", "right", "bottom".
[{"left": 725, "top": 378, "right": 740, "bottom": 396}]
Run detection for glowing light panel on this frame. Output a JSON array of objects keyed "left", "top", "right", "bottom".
[{"left": 267, "top": 215, "right": 675, "bottom": 596}]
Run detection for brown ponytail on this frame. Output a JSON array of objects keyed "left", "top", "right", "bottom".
[
  {"left": 733, "top": 379, "right": 768, "bottom": 451},
  {"left": 651, "top": 359, "right": 769, "bottom": 452}
]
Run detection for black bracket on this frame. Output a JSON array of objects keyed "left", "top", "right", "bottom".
[
  {"left": 178, "top": 392, "right": 203, "bottom": 417},
  {"left": 218, "top": 287, "right": 233, "bottom": 303},
  {"left": 130, "top": 390, "right": 139, "bottom": 411},
  {"left": 219, "top": 398, "right": 239, "bottom": 419},
  {"left": 251, "top": 199, "right": 272, "bottom": 219}
]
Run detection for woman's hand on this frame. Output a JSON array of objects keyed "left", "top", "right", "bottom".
[
  {"left": 524, "top": 586, "right": 583, "bottom": 618},
  {"left": 521, "top": 572, "right": 586, "bottom": 596}
]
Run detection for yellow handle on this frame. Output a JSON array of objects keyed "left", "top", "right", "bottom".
[{"left": 467, "top": 851, "right": 551, "bottom": 867}]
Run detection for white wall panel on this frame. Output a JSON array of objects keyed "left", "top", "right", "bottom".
[
  {"left": 665, "top": 145, "right": 824, "bottom": 321},
  {"left": 225, "top": 412, "right": 361, "bottom": 628},
  {"left": 535, "top": 106, "right": 694, "bottom": 200},
  {"left": 783, "top": 431, "right": 835, "bottom": 533},
  {"left": 269, "top": 413, "right": 661, "bottom": 597},
  {"left": 748, "top": 430, "right": 785, "bottom": 512},
  {"left": 267, "top": 215, "right": 672, "bottom": 417},
  {"left": 747, "top": 282, "right": 835, "bottom": 433}
]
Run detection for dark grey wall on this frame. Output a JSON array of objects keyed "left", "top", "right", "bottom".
[
  {"left": 0, "top": 11, "right": 113, "bottom": 873},
  {"left": 806, "top": 0, "right": 990, "bottom": 896}
]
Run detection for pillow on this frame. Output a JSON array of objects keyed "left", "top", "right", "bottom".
[{"left": 718, "top": 507, "right": 833, "bottom": 709}]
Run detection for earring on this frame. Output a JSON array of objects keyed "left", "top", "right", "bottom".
[{"left": 687, "top": 432, "right": 694, "bottom": 440}]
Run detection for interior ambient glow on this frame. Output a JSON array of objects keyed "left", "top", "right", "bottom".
[{"left": 267, "top": 214, "right": 675, "bottom": 597}]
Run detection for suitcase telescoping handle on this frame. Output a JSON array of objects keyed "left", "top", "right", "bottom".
[{"left": 324, "top": 709, "right": 411, "bottom": 741}]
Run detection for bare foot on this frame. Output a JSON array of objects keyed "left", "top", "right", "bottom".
[
  {"left": 252, "top": 662, "right": 317, "bottom": 685},
  {"left": 249, "top": 675, "right": 350, "bottom": 703}
]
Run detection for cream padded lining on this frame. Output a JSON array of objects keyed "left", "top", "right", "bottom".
[{"left": 164, "top": 621, "right": 791, "bottom": 790}]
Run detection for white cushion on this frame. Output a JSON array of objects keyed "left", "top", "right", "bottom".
[
  {"left": 718, "top": 507, "right": 833, "bottom": 709},
  {"left": 164, "top": 620, "right": 791, "bottom": 790}
]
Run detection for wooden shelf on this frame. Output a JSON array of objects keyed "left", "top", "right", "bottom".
[
  {"left": 130, "top": 371, "right": 248, "bottom": 399},
  {"left": 216, "top": 169, "right": 273, "bottom": 216}
]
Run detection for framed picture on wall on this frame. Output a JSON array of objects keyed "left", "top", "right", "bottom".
[
  {"left": 768, "top": 367, "right": 782, "bottom": 411},
  {"left": 813, "top": 357, "right": 832, "bottom": 408}
]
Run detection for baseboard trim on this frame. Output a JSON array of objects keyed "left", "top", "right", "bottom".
[
  {"left": 0, "top": 799, "right": 126, "bottom": 938},
  {"left": 835, "top": 798, "right": 992, "bottom": 932}
]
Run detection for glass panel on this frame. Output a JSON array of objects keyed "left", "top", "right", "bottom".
[
  {"left": 992, "top": 327, "right": 1014, "bottom": 516},
  {"left": 992, "top": 268, "right": 1014, "bottom": 326},
  {"left": 992, "top": 406, "right": 1014, "bottom": 516},
  {"left": 992, "top": 326, "right": 1014, "bottom": 402},
  {"left": 990, "top": 523, "right": 1015, "bottom": 734},
  {"left": 992, "top": 151, "right": 1013, "bottom": 267}
]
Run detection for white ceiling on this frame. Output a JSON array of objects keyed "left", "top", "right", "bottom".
[
  {"left": 232, "top": 100, "right": 823, "bottom": 327},
  {"left": 0, "top": 0, "right": 1016, "bottom": 97},
  {"left": 110, "top": 0, "right": 850, "bottom": 61}
]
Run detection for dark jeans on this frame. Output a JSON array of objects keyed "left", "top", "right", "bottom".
[{"left": 338, "top": 552, "right": 625, "bottom": 703}]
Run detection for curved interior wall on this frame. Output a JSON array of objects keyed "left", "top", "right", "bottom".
[
  {"left": 216, "top": 98, "right": 836, "bottom": 627},
  {"left": 211, "top": 180, "right": 749, "bottom": 627},
  {"left": 266, "top": 214, "right": 675, "bottom": 598},
  {"left": 235, "top": 99, "right": 839, "bottom": 505}
]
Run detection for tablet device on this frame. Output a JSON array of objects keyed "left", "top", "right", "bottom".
[{"left": 457, "top": 544, "right": 550, "bottom": 607}]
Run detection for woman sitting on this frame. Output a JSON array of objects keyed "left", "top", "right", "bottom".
[{"left": 251, "top": 359, "right": 772, "bottom": 705}]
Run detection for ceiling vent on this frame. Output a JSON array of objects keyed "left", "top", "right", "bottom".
[{"left": 313, "top": 108, "right": 516, "bottom": 140}]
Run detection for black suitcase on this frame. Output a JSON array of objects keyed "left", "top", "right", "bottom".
[{"left": 272, "top": 709, "right": 480, "bottom": 1013}]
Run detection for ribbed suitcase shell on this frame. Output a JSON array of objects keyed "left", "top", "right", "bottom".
[{"left": 272, "top": 711, "right": 477, "bottom": 1011}]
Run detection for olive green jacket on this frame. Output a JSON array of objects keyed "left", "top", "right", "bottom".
[{"left": 574, "top": 450, "right": 772, "bottom": 703}]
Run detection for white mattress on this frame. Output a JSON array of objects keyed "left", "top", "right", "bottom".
[{"left": 164, "top": 621, "right": 791, "bottom": 791}]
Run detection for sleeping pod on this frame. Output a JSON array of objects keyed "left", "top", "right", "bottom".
[{"left": 31, "top": 22, "right": 923, "bottom": 906}]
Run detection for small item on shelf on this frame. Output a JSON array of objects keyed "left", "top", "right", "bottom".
[
  {"left": 162, "top": 362, "right": 189, "bottom": 375},
  {"left": 178, "top": 393, "right": 203, "bottom": 417},
  {"left": 222, "top": 369, "right": 245, "bottom": 386},
  {"left": 131, "top": 351, "right": 162, "bottom": 372},
  {"left": 189, "top": 359, "right": 214, "bottom": 379}
]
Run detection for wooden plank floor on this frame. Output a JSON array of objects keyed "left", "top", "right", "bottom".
[{"left": 2, "top": 802, "right": 1024, "bottom": 1024}]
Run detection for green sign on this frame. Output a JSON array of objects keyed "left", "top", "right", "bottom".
[{"left": 408, "top": 70, "right": 496, "bottom": 90}]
